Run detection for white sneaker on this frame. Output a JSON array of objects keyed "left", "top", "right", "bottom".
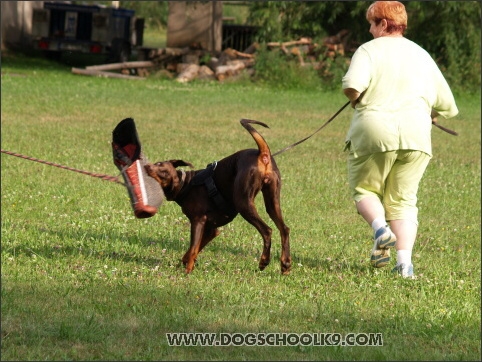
[
  {"left": 392, "top": 263, "right": 415, "bottom": 279},
  {"left": 370, "top": 226, "right": 396, "bottom": 268}
]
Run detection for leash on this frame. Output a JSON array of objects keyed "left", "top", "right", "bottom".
[
  {"left": 2, "top": 109, "right": 457, "bottom": 181},
  {"left": 272, "top": 101, "right": 350, "bottom": 156},
  {"left": 1, "top": 149, "right": 126, "bottom": 186},
  {"left": 432, "top": 119, "right": 458, "bottom": 136},
  {"left": 272, "top": 101, "right": 458, "bottom": 156}
]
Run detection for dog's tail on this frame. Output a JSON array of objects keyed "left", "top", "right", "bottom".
[{"left": 240, "top": 119, "right": 273, "bottom": 181}]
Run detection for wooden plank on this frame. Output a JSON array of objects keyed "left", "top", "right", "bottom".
[
  {"left": 71, "top": 68, "right": 146, "bottom": 80},
  {"left": 267, "top": 38, "right": 312, "bottom": 48},
  {"left": 85, "top": 61, "right": 155, "bottom": 71}
]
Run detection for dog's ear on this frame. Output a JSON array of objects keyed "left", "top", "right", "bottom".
[{"left": 169, "top": 160, "right": 194, "bottom": 169}]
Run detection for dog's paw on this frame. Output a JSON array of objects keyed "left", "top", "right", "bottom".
[
  {"left": 258, "top": 256, "right": 271, "bottom": 271},
  {"left": 281, "top": 258, "right": 291, "bottom": 275}
]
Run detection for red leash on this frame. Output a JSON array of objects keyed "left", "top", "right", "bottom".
[{"left": 1, "top": 149, "right": 125, "bottom": 186}]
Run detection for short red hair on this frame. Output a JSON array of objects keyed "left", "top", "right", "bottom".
[{"left": 366, "top": 1, "right": 407, "bottom": 34}]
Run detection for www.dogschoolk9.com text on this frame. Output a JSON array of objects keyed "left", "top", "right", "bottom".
[{"left": 166, "top": 332, "right": 383, "bottom": 347}]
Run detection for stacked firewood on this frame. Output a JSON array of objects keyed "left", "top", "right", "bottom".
[
  {"left": 71, "top": 30, "right": 353, "bottom": 82},
  {"left": 266, "top": 30, "right": 354, "bottom": 66},
  {"left": 144, "top": 45, "right": 257, "bottom": 82}
]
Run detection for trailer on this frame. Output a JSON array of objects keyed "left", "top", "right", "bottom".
[{"left": 32, "top": 2, "right": 144, "bottom": 62}]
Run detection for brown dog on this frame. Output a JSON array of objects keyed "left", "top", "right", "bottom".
[{"left": 144, "top": 119, "right": 291, "bottom": 274}]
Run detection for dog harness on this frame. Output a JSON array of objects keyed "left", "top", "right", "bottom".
[{"left": 191, "top": 162, "right": 238, "bottom": 218}]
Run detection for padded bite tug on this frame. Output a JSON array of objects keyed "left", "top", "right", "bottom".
[{"left": 112, "top": 118, "right": 164, "bottom": 218}]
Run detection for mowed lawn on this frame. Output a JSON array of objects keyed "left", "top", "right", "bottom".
[{"left": 1, "top": 52, "right": 480, "bottom": 361}]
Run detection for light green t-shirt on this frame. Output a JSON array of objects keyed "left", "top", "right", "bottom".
[{"left": 342, "top": 36, "right": 458, "bottom": 158}]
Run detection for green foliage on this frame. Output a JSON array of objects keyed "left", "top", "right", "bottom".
[
  {"left": 252, "top": 44, "right": 350, "bottom": 91},
  {"left": 222, "top": 2, "right": 250, "bottom": 24},
  {"left": 247, "top": 2, "right": 368, "bottom": 43},
  {"left": 247, "top": 1, "right": 481, "bottom": 92},
  {"left": 252, "top": 45, "right": 323, "bottom": 90},
  {"left": 405, "top": 1, "right": 481, "bottom": 91},
  {"left": 121, "top": 1, "right": 169, "bottom": 29},
  {"left": 317, "top": 56, "right": 351, "bottom": 91}
]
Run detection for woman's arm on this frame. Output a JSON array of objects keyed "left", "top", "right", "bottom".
[{"left": 343, "top": 88, "right": 362, "bottom": 108}]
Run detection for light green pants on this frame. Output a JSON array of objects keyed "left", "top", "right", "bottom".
[{"left": 348, "top": 150, "right": 431, "bottom": 224}]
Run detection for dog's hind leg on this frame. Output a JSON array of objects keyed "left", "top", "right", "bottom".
[
  {"left": 262, "top": 184, "right": 291, "bottom": 275},
  {"left": 237, "top": 200, "right": 274, "bottom": 272}
]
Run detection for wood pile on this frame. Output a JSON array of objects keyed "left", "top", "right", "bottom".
[
  {"left": 71, "top": 30, "right": 353, "bottom": 82},
  {"left": 146, "top": 45, "right": 257, "bottom": 82}
]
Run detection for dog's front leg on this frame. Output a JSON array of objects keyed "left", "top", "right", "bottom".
[{"left": 182, "top": 216, "right": 206, "bottom": 274}]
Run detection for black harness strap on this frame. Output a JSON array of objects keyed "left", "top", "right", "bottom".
[{"left": 191, "top": 162, "right": 238, "bottom": 217}]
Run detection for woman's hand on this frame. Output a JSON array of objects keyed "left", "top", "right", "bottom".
[{"left": 343, "top": 88, "right": 362, "bottom": 108}]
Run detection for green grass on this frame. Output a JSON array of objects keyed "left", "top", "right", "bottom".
[{"left": 1, "top": 51, "right": 480, "bottom": 361}]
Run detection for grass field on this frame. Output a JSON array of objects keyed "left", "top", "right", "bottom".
[{"left": 1, "top": 52, "right": 480, "bottom": 361}]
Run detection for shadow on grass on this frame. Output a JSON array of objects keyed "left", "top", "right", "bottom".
[
  {"left": 6, "top": 221, "right": 270, "bottom": 271},
  {"left": 298, "top": 254, "right": 370, "bottom": 274},
  {"left": 4, "top": 219, "right": 373, "bottom": 275}
]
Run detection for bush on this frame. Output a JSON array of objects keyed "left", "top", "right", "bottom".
[
  {"left": 253, "top": 45, "right": 343, "bottom": 91},
  {"left": 248, "top": 1, "right": 481, "bottom": 92}
]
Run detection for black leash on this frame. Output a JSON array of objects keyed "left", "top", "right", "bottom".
[
  {"left": 272, "top": 101, "right": 350, "bottom": 156},
  {"left": 432, "top": 119, "right": 458, "bottom": 136},
  {"left": 272, "top": 101, "right": 458, "bottom": 156}
]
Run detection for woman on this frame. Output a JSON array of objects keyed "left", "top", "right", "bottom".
[{"left": 342, "top": 1, "right": 458, "bottom": 278}]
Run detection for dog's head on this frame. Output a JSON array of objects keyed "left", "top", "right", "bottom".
[{"left": 145, "top": 160, "right": 193, "bottom": 197}]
